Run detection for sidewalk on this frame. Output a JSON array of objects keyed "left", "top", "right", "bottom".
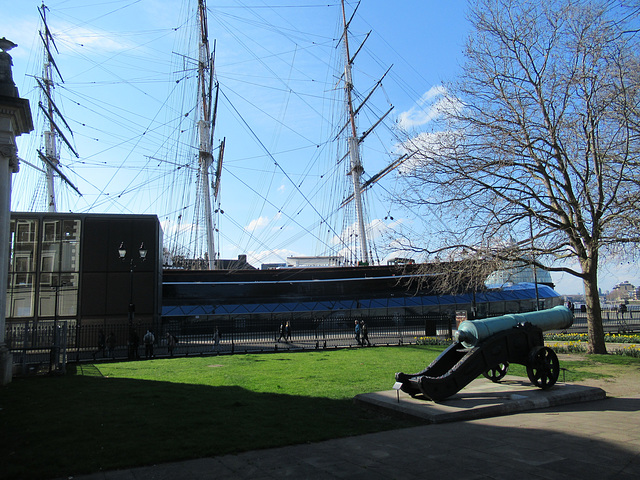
[{"left": 59, "top": 383, "right": 640, "bottom": 480}]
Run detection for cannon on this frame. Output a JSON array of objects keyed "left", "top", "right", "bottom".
[{"left": 395, "top": 305, "right": 573, "bottom": 401}]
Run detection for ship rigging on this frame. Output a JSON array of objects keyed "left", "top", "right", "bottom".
[
  {"left": 22, "top": 3, "right": 81, "bottom": 212},
  {"left": 12, "top": 1, "right": 425, "bottom": 269}
]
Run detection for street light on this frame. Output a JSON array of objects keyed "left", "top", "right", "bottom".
[{"left": 119, "top": 241, "right": 147, "bottom": 359}]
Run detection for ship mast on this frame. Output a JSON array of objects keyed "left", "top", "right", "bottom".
[
  {"left": 36, "top": 3, "right": 80, "bottom": 211},
  {"left": 41, "top": 4, "right": 58, "bottom": 212},
  {"left": 197, "top": 0, "right": 217, "bottom": 269},
  {"left": 339, "top": 1, "right": 393, "bottom": 264},
  {"left": 340, "top": 0, "right": 369, "bottom": 264}
]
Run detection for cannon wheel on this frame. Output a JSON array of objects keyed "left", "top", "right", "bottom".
[
  {"left": 482, "top": 362, "right": 509, "bottom": 382},
  {"left": 526, "top": 346, "right": 559, "bottom": 389}
]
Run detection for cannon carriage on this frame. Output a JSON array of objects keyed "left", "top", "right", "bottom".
[{"left": 395, "top": 305, "right": 573, "bottom": 401}]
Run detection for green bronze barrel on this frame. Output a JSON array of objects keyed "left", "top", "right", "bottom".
[{"left": 455, "top": 305, "right": 573, "bottom": 348}]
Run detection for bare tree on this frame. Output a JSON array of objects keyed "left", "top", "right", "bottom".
[{"left": 397, "top": 0, "right": 640, "bottom": 353}]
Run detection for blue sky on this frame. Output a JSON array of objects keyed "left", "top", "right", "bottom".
[{"left": 4, "top": 0, "right": 639, "bottom": 295}]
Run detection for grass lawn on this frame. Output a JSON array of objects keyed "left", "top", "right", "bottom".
[{"left": 2, "top": 345, "right": 638, "bottom": 480}]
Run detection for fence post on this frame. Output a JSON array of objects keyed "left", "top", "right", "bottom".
[
  {"left": 20, "top": 323, "right": 27, "bottom": 375},
  {"left": 60, "top": 323, "right": 68, "bottom": 374}
]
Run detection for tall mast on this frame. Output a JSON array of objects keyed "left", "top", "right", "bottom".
[
  {"left": 197, "top": 0, "right": 216, "bottom": 269},
  {"left": 36, "top": 3, "right": 81, "bottom": 211},
  {"left": 341, "top": 0, "right": 369, "bottom": 264},
  {"left": 41, "top": 4, "right": 58, "bottom": 212}
]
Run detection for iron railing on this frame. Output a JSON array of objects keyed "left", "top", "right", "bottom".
[
  {"left": 5, "top": 308, "right": 639, "bottom": 375},
  {"left": 6, "top": 313, "right": 450, "bottom": 373}
]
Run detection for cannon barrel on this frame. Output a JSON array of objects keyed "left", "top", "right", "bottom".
[{"left": 455, "top": 305, "right": 573, "bottom": 348}]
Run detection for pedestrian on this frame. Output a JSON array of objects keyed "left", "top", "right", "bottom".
[
  {"left": 129, "top": 328, "right": 140, "bottom": 359},
  {"left": 278, "top": 322, "right": 286, "bottom": 342},
  {"left": 354, "top": 319, "right": 361, "bottom": 345},
  {"left": 143, "top": 330, "right": 155, "bottom": 358},
  {"left": 620, "top": 303, "right": 628, "bottom": 318},
  {"left": 95, "top": 329, "right": 105, "bottom": 360},
  {"left": 166, "top": 332, "right": 176, "bottom": 357},
  {"left": 106, "top": 332, "right": 116, "bottom": 359},
  {"left": 360, "top": 320, "right": 370, "bottom": 346},
  {"left": 286, "top": 321, "right": 292, "bottom": 342},
  {"left": 213, "top": 328, "right": 221, "bottom": 351}
]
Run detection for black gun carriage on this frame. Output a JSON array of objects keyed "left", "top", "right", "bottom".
[{"left": 395, "top": 306, "right": 574, "bottom": 401}]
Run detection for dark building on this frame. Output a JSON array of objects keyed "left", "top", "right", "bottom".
[{"left": 7, "top": 212, "right": 162, "bottom": 337}]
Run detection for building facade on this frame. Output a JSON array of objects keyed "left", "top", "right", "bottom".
[{"left": 6, "top": 212, "right": 162, "bottom": 343}]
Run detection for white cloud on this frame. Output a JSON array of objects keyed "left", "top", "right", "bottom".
[
  {"left": 3, "top": 20, "right": 38, "bottom": 60},
  {"left": 418, "top": 85, "right": 447, "bottom": 106},
  {"left": 244, "top": 212, "right": 284, "bottom": 232},
  {"left": 397, "top": 85, "right": 461, "bottom": 130},
  {"left": 395, "top": 130, "right": 456, "bottom": 174},
  {"left": 160, "top": 218, "right": 196, "bottom": 236},
  {"left": 245, "top": 215, "right": 271, "bottom": 231}
]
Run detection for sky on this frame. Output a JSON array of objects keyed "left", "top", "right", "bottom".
[{"left": 4, "top": 0, "right": 640, "bottom": 295}]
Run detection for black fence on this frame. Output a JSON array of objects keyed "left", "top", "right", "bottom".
[
  {"left": 6, "top": 308, "right": 639, "bottom": 375},
  {"left": 560, "top": 308, "right": 640, "bottom": 335},
  {"left": 6, "top": 313, "right": 451, "bottom": 374}
]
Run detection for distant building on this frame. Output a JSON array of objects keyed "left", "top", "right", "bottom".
[
  {"left": 168, "top": 254, "right": 255, "bottom": 270},
  {"left": 261, "top": 262, "right": 287, "bottom": 270},
  {"left": 485, "top": 260, "right": 553, "bottom": 287},
  {"left": 387, "top": 257, "right": 415, "bottom": 265},
  {"left": 286, "top": 256, "right": 344, "bottom": 267},
  {"left": 607, "top": 281, "right": 636, "bottom": 301}
]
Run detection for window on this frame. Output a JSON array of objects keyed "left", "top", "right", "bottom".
[
  {"left": 7, "top": 220, "right": 38, "bottom": 318},
  {"left": 8, "top": 217, "right": 82, "bottom": 320},
  {"left": 37, "top": 219, "right": 81, "bottom": 318}
]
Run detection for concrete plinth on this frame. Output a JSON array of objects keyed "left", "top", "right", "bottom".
[{"left": 355, "top": 375, "right": 606, "bottom": 424}]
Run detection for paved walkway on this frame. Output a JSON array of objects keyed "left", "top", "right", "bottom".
[{"left": 62, "top": 389, "right": 640, "bottom": 479}]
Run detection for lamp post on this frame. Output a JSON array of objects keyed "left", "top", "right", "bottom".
[{"left": 118, "top": 241, "right": 147, "bottom": 359}]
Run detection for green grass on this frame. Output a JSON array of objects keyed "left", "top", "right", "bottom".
[
  {"left": 2, "top": 345, "right": 639, "bottom": 480},
  {"left": 1, "top": 346, "right": 437, "bottom": 480}
]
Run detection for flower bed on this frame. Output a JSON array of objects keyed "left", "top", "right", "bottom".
[{"left": 414, "top": 333, "right": 640, "bottom": 357}]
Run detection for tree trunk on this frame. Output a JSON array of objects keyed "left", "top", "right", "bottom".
[{"left": 583, "top": 269, "right": 607, "bottom": 354}]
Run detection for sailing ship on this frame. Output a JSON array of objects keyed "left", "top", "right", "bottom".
[
  {"left": 11, "top": 1, "right": 561, "bottom": 325},
  {"left": 161, "top": 0, "right": 561, "bottom": 324}
]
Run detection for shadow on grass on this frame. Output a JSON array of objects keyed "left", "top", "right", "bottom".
[{"left": 1, "top": 366, "right": 415, "bottom": 480}]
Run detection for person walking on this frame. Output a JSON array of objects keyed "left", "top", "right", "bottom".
[
  {"left": 143, "top": 330, "right": 155, "bottom": 359},
  {"left": 278, "top": 322, "right": 286, "bottom": 342},
  {"left": 131, "top": 329, "right": 140, "bottom": 359},
  {"left": 94, "top": 330, "right": 106, "bottom": 360},
  {"left": 106, "top": 332, "right": 116, "bottom": 359},
  {"left": 360, "top": 320, "right": 370, "bottom": 346},
  {"left": 213, "top": 328, "right": 221, "bottom": 351},
  {"left": 354, "top": 319, "right": 361, "bottom": 345},
  {"left": 620, "top": 303, "right": 628, "bottom": 318},
  {"left": 286, "top": 321, "right": 292, "bottom": 342},
  {"left": 166, "top": 332, "right": 176, "bottom": 357}
]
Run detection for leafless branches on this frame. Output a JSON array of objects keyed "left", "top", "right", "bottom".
[{"left": 395, "top": 0, "right": 640, "bottom": 353}]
